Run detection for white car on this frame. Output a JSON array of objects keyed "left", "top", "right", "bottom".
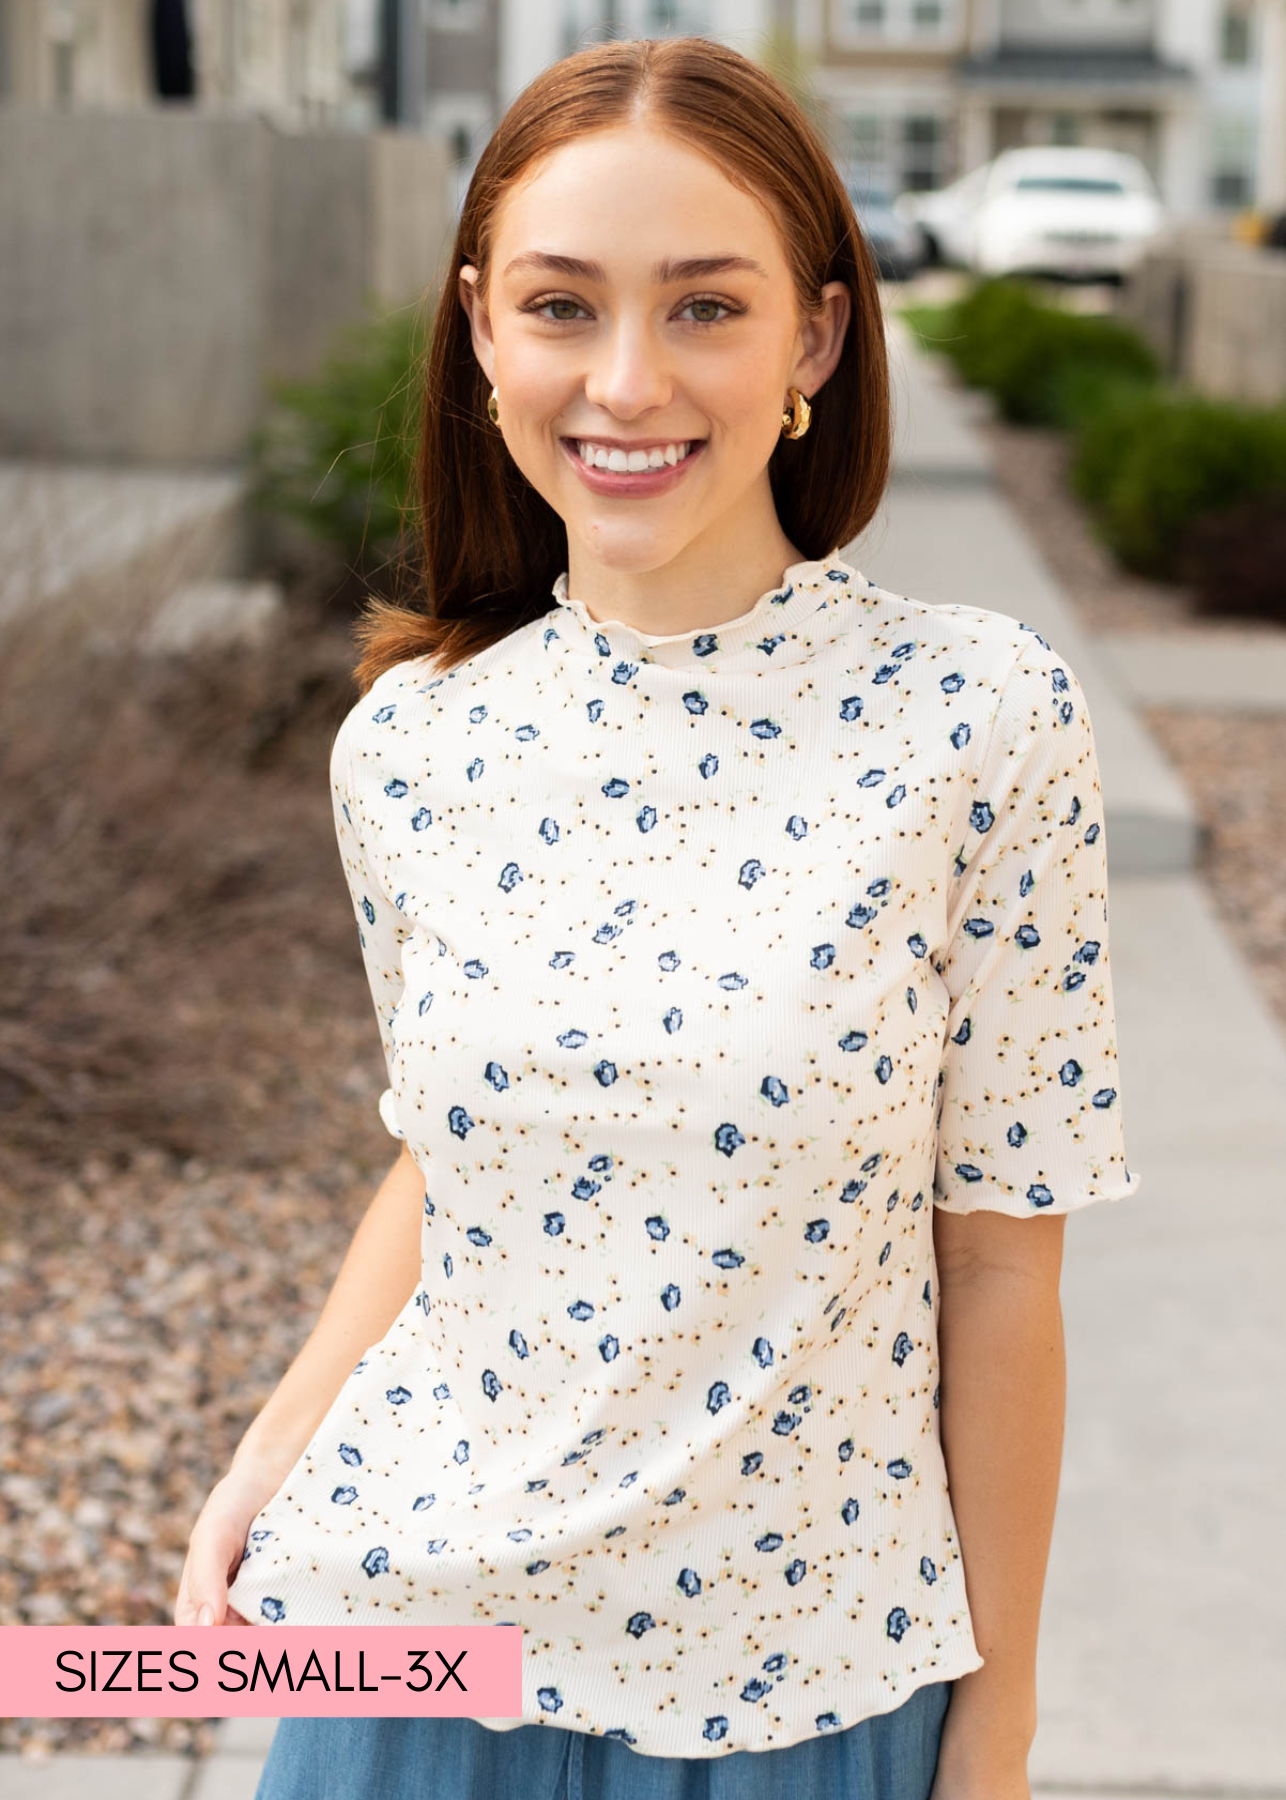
[{"left": 897, "top": 147, "right": 1168, "bottom": 281}]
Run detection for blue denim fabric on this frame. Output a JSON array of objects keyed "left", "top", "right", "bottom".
[{"left": 253, "top": 1678, "right": 952, "bottom": 1800}]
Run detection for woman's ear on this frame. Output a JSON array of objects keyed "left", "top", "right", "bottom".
[
  {"left": 790, "top": 280, "right": 852, "bottom": 398},
  {"left": 457, "top": 264, "right": 496, "bottom": 388}
]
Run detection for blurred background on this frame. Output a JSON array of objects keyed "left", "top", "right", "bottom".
[{"left": 2, "top": 0, "right": 1286, "bottom": 1788}]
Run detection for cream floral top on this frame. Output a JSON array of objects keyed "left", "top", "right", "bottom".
[{"left": 226, "top": 548, "right": 1142, "bottom": 1757}]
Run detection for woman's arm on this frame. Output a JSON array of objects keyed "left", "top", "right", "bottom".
[
  {"left": 229, "top": 1142, "right": 426, "bottom": 1487},
  {"left": 932, "top": 1210, "right": 1067, "bottom": 1784}
]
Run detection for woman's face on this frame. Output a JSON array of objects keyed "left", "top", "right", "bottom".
[{"left": 458, "top": 121, "right": 851, "bottom": 580}]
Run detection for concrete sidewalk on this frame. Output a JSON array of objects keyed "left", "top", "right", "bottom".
[
  {"left": 859, "top": 310, "right": 1286, "bottom": 1792},
  {"left": 7, "top": 304, "right": 1285, "bottom": 1797}
]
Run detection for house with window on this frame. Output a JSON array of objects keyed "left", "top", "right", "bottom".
[
  {"left": 396, "top": 0, "right": 792, "bottom": 210},
  {"left": 801, "top": 0, "right": 961, "bottom": 200},
  {"left": 801, "top": 0, "right": 1275, "bottom": 219}
]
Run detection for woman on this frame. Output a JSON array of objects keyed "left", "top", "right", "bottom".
[{"left": 175, "top": 34, "right": 1142, "bottom": 1800}]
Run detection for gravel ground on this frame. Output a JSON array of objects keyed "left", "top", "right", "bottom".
[
  {"left": 972, "top": 408, "right": 1286, "bottom": 1034},
  {"left": 1, "top": 1152, "right": 379, "bottom": 1762}
]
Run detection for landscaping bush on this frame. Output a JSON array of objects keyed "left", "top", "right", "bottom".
[
  {"left": 1175, "top": 491, "right": 1286, "bottom": 623},
  {"left": 1069, "top": 390, "right": 1286, "bottom": 579},
  {"left": 1005, "top": 313, "right": 1157, "bottom": 427},
  {"left": 1038, "top": 356, "right": 1160, "bottom": 434},
  {"left": 896, "top": 302, "right": 961, "bottom": 351},
  {"left": 249, "top": 304, "right": 428, "bottom": 573},
  {"left": 901, "top": 278, "right": 1286, "bottom": 595},
  {"left": 941, "top": 278, "right": 1046, "bottom": 391},
  {"left": 902, "top": 278, "right": 1161, "bottom": 427},
  {"left": 1063, "top": 375, "right": 1173, "bottom": 507},
  {"left": 962, "top": 289, "right": 1159, "bottom": 426}
]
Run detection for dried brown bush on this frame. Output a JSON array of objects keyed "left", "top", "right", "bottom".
[
  {"left": 1175, "top": 492, "right": 1286, "bottom": 624},
  {"left": 0, "top": 560, "right": 403, "bottom": 1210}
]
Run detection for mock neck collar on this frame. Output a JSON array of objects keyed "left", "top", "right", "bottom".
[{"left": 544, "top": 549, "right": 869, "bottom": 672}]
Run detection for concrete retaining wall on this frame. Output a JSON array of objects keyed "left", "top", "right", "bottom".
[
  {"left": 0, "top": 108, "right": 452, "bottom": 464},
  {"left": 1121, "top": 237, "right": 1286, "bottom": 404}
]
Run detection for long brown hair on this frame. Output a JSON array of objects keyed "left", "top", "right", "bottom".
[{"left": 352, "top": 35, "right": 891, "bottom": 697}]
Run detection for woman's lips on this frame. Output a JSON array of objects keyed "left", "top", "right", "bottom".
[{"left": 561, "top": 437, "right": 706, "bottom": 496}]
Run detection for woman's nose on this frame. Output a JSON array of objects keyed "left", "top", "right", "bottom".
[{"left": 582, "top": 327, "right": 673, "bottom": 419}]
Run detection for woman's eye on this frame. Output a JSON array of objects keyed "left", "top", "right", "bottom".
[
  {"left": 532, "top": 297, "right": 587, "bottom": 323},
  {"left": 678, "top": 296, "right": 736, "bottom": 326},
  {"left": 522, "top": 295, "right": 740, "bottom": 327}
]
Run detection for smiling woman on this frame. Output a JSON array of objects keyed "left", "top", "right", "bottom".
[
  {"left": 186, "top": 30, "right": 1143, "bottom": 1800},
  {"left": 344, "top": 34, "right": 890, "bottom": 684}
]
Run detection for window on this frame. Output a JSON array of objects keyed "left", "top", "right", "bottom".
[
  {"left": 647, "top": 0, "right": 711, "bottom": 29},
  {"left": 1212, "top": 166, "right": 1253, "bottom": 205},
  {"left": 1219, "top": 6, "right": 1253, "bottom": 65},
  {"left": 1014, "top": 176, "right": 1125, "bottom": 193},
  {"left": 902, "top": 115, "right": 945, "bottom": 191},
  {"left": 1210, "top": 113, "right": 1256, "bottom": 207},
  {"left": 836, "top": 0, "right": 956, "bottom": 42},
  {"left": 844, "top": 111, "right": 886, "bottom": 165},
  {"left": 427, "top": 0, "right": 485, "bottom": 30}
]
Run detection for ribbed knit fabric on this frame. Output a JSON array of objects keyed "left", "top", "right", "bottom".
[{"left": 225, "top": 547, "right": 1142, "bottom": 1756}]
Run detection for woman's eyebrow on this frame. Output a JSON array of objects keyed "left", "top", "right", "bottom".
[{"left": 502, "top": 251, "right": 769, "bottom": 283}]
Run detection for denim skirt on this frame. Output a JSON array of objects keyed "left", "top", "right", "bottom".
[{"left": 253, "top": 1678, "right": 952, "bottom": 1800}]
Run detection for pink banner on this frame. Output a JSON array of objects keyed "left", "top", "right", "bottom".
[{"left": 0, "top": 1625, "right": 523, "bottom": 1719}]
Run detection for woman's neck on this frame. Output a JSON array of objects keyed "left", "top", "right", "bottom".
[{"left": 564, "top": 517, "right": 804, "bottom": 639}]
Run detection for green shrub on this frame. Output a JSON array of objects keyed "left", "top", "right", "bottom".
[
  {"left": 1070, "top": 390, "right": 1286, "bottom": 578},
  {"left": 995, "top": 313, "right": 1159, "bottom": 426},
  {"left": 1065, "top": 376, "right": 1172, "bottom": 507},
  {"left": 903, "top": 278, "right": 1161, "bottom": 427},
  {"left": 896, "top": 302, "right": 965, "bottom": 351},
  {"left": 903, "top": 277, "right": 1286, "bottom": 590},
  {"left": 1042, "top": 360, "right": 1158, "bottom": 434},
  {"left": 943, "top": 278, "right": 1046, "bottom": 390},
  {"left": 249, "top": 305, "right": 428, "bottom": 568},
  {"left": 959, "top": 295, "right": 1160, "bottom": 427}
]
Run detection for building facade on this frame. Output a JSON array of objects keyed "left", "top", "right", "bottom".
[
  {"left": 0, "top": 0, "right": 379, "bottom": 127},
  {"left": 5, "top": 1, "right": 1277, "bottom": 218},
  {"left": 801, "top": 0, "right": 1275, "bottom": 218},
  {"left": 382, "top": 0, "right": 793, "bottom": 208}
]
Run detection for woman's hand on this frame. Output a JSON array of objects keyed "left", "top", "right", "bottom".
[
  {"left": 928, "top": 1701, "right": 1033, "bottom": 1800},
  {"left": 929, "top": 1729, "right": 1032, "bottom": 1800},
  {"left": 929, "top": 1763, "right": 1030, "bottom": 1800},
  {"left": 173, "top": 1457, "right": 283, "bottom": 1627}
]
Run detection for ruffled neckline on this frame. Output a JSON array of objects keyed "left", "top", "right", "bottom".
[{"left": 545, "top": 549, "right": 869, "bottom": 672}]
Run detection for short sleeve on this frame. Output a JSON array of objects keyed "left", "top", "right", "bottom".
[
  {"left": 330, "top": 716, "right": 409, "bottom": 1142},
  {"left": 932, "top": 629, "right": 1142, "bottom": 1217}
]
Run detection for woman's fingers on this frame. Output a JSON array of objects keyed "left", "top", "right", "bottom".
[
  {"left": 173, "top": 1468, "right": 280, "bottom": 1629},
  {"left": 174, "top": 1508, "right": 246, "bottom": 1626}
]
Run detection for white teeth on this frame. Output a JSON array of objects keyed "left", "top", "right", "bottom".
[{"left": 576, "top": 440, "right": 692, "bottom": 471}]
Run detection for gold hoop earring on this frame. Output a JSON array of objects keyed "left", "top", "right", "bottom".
[
  {"left": 780, "top": 387, "right": 811, "bottom": 439},
  {"left": 487, "top": 385, "right": 500, "bottom": 425}
]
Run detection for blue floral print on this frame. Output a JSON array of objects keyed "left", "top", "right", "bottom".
[{"left": 225, "top": 549, "right": 1141, "bottom": 1757}]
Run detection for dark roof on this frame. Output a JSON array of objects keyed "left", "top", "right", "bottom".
[{"left": 955, "top": 44, "right": 1195, "bottom": 87}]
